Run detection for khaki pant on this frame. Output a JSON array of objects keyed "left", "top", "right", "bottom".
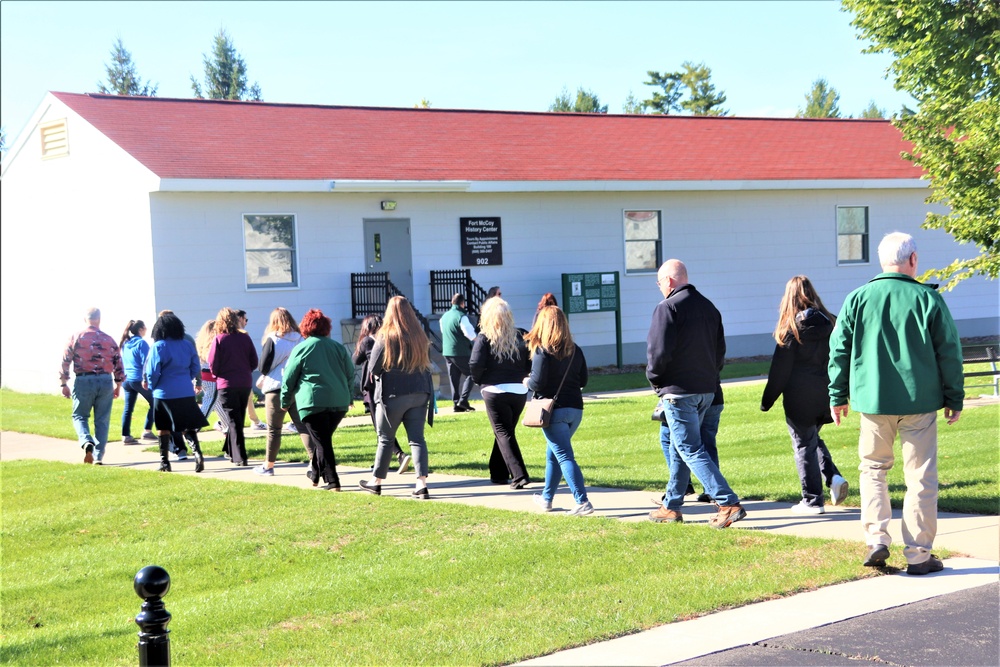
[{"left": 858, "top": 412, "right": 937, "bottom": 565}]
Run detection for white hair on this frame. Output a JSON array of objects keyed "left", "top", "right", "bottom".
[
  {"left": 85, "top": 307, "right": 101, "bottom": 322},
  {"left": 877, "top": 232, "right": 917, "bottom": 268}
]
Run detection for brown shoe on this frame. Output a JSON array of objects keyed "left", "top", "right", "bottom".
[
  {"left": 709, "top": 504, "right": 746, "bottom": 529},
  {"left": 648, "top": 506, "right": 683, "bottom": 523}
]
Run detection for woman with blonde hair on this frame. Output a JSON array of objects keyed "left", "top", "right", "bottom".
[
  {"left": 209, "top": 307, "right": 258, "bottom": 466},
  {"left": 255, "top": 307, "right": 310, "bottom": 477},
  {"left": 281, "top": 309, "right": 353, "bottom": 490},
  {"left": 524, "top": 306, "right": 593, "bottom": 515},
  {"left": 761, "top": 275, "right": 848, "bottom": 514},
  {"left": 358, "top": 296, "right": 434, "bottom": 499},
  {"left": 194, "top": 320, "right": 220, "bottom": 422},
  {"left": 470, "top": 298, "right": 531, "bottom": 488}
]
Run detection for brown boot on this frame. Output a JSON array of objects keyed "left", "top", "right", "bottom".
[
  {"left": 709, "top": 504, "right": 746, "bottom": 529},
  {"left": 648, "top": 506, "right": 683, "bottom": 523}
]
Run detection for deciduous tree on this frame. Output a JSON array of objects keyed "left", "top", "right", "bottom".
[
  {"left": 797, "top": 78, "right": 842, "bottom": 118},
  {"left": 190, "top": 29, "right": 262, "bottom": 101},
  {"left": 844, "top": 0, "right": 998, "bottom": 288},
  {"left": 97, "top": 37, "right": 157, "bottom": 97},
  {"left": 549, "top": 87, "right": 608, "bottom": 113}
]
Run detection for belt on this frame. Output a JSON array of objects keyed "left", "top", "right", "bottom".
[{"left": 77, "top": 371, "right": 110, "bottom": 376}]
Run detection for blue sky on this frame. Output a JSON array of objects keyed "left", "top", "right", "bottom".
[{"left": 1, "top": 1, "right": 911, "bottom": 146}]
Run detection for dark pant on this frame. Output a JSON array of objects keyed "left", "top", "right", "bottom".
[
  {"left": 121, "top": 379, "right": 153, "bottom": 437},
  {"left": 445, "top": 355, "right": 474, "bottom": 406},
  {"left": 483, "top": 391, "right": 529, "bottom": 483},
  {"left": 301, "top": 409, "right": 347, "bottom": 486},
  {"left": 787, "top": 419, "right": 841, "bottom": 508},
  {"left": 218, "top": 386, "right": 251, "bottom": 465}
]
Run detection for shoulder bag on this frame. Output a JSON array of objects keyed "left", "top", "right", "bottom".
[{"left": 522, "top": 350, "right": 574, "bottom": 428}]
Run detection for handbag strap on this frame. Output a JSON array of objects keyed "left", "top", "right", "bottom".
[{"left": 551, "top": 348, "right": 575, "bottom": 402}]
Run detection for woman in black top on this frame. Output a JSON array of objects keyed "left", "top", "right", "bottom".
[
  {"left": 470, "top": 298, "right": 531, "bottom": 488},
  {"left": 761, "top": 275, "right": 848, "bottom": 514},
  {"left": 524, "top": 306, "right": 593, "bottom": 516},
  {"left": 352, "top": 314, "right": 409, "bottom": 474}
]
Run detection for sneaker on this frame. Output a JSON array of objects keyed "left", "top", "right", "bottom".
[
  {"left": 284, "top": 423, "right": 298, "bottom": 433},
  {"left": 411, "top": 487, "right": 430, "bottom": 500},
  {"left": 358, "top": 480, "right": 382, "bottom": 495},
  {"left": 830, "top": 475, "right": 849, "bottom": 506},
  {"left": 397, "top": 454, "right": 411, "bottom": 475},
  {"left": 532, "top": 493, "right": 553, "bottom": 512},
  {"left": 254, "top": 465, "right": 274, "bottom": 476},
  {"left": 122, "top": 435, "right": 139, "bottom": 445},
  {"left": 709, "top": 503, "right": 746, "bottom": 529},
  {"left": 567, "top": 500, "right": 594, "bottom": 516},
  {"left": 215, "top": 420, "right": 227, "bottom": 433},
  {"left": 141, "top": 431, "right": 158, "bottom": 441},
  {"left": 863, "top": 544, "right": 890, "bottom": 567},
  {"left": 648, "top": 506, "right": 683, "bottom": 523},
  {"left": 906, "top": 554, "right": 944, "bottom": 576},
  {"left": 253, "top": 421, "right": 267, "bottom": 430},
  {"left": 83, "top": 444, "right": 94, "bottom": 464},
  {"left": 790, "top": 501, "right": 825, "bottom": 515}
]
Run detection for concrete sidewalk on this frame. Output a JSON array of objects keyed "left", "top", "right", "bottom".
[{"left": 2, "top": 389, "right": 997, "bottom": 666}]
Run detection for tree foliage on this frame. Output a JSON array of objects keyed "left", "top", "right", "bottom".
[
  {"left": 643, "top": 61, "right": 727, "bottom": 115},
  {"left": 191, "top": 29, "right": 262, "bottom": 101},
  {"left": 622, "top": 91, "right": 648, "bottom": 114},
  {"left": 844, "top": 0, "right": 999, "bottom": 289},
  {"left": 858, "top": 100, "right": 886, "bottom": 118},
  {"left": 97, "top": 37, "right": 157, "bottom": 97},
  {"left": 797, "top": 78, "right": 842, "bottom": 117},
  {"left": 549, "top": 87, "right": 608, "bottom": 113}
]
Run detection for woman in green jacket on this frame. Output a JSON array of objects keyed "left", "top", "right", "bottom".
[{"left": 281, "top": 309, "right": 354, "bottom": 491}]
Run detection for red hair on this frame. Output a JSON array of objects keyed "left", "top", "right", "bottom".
[{"left": 300, "top": 309, "right": 332, "bottom": 337}]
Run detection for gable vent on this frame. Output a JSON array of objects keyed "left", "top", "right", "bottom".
[{"left": 40, "top": 119, "right": 69, "bottom": 158}]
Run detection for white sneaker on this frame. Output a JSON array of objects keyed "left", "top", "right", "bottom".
[
  {"left": 253, "top": 421, "right": 267, "bottom": 430},
  {"left": 790, "top": 501, "right": 825, "bottom": 515},
  {"left": 284, "top": 423, "right": 298, "bottom": 433},
  {"left": 830, "top": 475, "right": 849, "bottom": 505},
  {"left": 567, "top": 500, "right": 594, "bottom": 516},
  {"left": 532, "top": 493, "right": 553, "bottom": 512}
]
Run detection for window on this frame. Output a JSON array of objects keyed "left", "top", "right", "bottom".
[
  {"left": 39, "top": 119, "right": 69, "bottom": 158},
  {"left": 243, "top": 214, "right": 297, "bottom": 289},
  {"left": 836, "top": 206, "right": 869, "bottom": 265},
  {"left": 624, "top": 210, "right": 662, "bottom": 274}
]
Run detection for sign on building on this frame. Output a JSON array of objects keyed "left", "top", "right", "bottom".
[{"left": 460, "top": 217, "right": 503, "bottom": 266}]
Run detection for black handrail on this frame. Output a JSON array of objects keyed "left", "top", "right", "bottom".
[
  {"left": 350, "top": 272, "right": 442, "bottom": 353},
  {"left": 429, "top": 269, "right": 489, "bottom": 318}
]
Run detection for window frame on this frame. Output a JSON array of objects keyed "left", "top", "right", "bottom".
[
  {"left": 835, "top": 205, "right": 870, "bottom": 266},
  {"left": 622, "top": 209, "right": 663, "bottom": 275},
  {"left": 242, "top": 213, "right": 300, "bottom": 291}
]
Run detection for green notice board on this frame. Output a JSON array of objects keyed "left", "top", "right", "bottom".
[{"left": 561, "top": 271, "right": 622, "bottom": 368}]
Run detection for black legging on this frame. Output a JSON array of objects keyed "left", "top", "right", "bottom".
[
  {"left": 483, "top": 391, "right": 529, "bottom": 484},
  {"left": 218, "top": 386, "right": 251, "bottom": 465},
  {"left": 301, "top": 408, "right": 347, "bottom": 486}
]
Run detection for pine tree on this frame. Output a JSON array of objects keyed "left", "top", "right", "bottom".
[
  {"left": 643, "top": 70, "right": 683, "bottom": 114},
  {"left": 190, "top": 29, "right": 262, "bottom": 101},
  {"left": 97, "top": 37, "right": 158, "bottom": 97},
  {"left": 679, "top": 61, "right": 728, "bottom": 116},
  {"left": 797, "top": 78, "right": 842, "bottom": 118},
  {"left": 622, "top": 91, "right": 647, "bottom": 114},
  {"left": 858, "top": 100, "right": 886, "bottom": 119}
]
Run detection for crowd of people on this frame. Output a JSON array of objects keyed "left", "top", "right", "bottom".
[{"left": 60, "top": 232, "right": 964, "bottom": 569}]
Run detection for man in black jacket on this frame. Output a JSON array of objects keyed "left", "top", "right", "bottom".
[{"left": 646, "top": 260, "right": 746, "bottom": 528}]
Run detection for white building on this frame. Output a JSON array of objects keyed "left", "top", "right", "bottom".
[{"left": 1, "top": 92, "right": 994, "bottom": 393}]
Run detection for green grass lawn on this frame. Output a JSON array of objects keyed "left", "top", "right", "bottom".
[{"left": 1, "top": 460, "right": 879, "bottom": 666}]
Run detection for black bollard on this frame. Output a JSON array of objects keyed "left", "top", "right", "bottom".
[{"left": 134, "top": 565, "right": 171, "bottom": 667}]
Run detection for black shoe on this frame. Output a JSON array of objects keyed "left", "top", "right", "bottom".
[
  {"left": 907, "top": 555, "right": 944, "bottom": 575},
  {"left": 863, "top": 544, "right": 890, "bottom": 567},
  {"left": 685, "top": 483, "right": 696, "bottom": 496},
  {"left": 696, "top": 493, "right": 712, "bottom": 503},
  {"left": 453, "top": 404, "right": 469, "bottom": 413},
  {"left": 458, "top": 403, "right": 475, "bottom": 412},
  {"left": 194, "top": 450, "right": 204, "bottom": 473},
  {"left": 411, "top": 487, "right": 430, "bottom": 500},
  {"left": 358, "top": 480, "right": 382, "bottom": 495},
  {"left": 322, "top": 482, "right": 341, "bottom": 492},
  {"left": 158, "top": 461, "right": 171, "bottom": 472},
  {"left": 491, "top": 478, "right": 511, "bottom": 485},
  {"left": 510, "top": 477, "right": 530, "bottom": 490}
]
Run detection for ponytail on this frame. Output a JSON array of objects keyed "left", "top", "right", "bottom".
[{"left": 118, "top": 319, "right": 144, "bottom": 349}]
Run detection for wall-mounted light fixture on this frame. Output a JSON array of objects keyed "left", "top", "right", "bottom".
[{"left": 381, "top": 200, "right": 397, "bottom": 211}]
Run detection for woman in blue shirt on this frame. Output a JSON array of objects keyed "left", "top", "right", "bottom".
[{"left": 118, "top": 319, "right": 155, "bottom": 444}]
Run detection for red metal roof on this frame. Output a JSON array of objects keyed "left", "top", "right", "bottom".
[{"left": 52, "top": 92, "right": 921, "bottom": 182}]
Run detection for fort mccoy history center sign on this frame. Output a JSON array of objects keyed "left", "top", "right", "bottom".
[{"left": 460, "top": 217, "right": 503, "bottom": 266}]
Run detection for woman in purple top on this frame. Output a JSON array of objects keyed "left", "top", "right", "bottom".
[{"left": 209, "top": 307, "right": 259, "bottom": 466}]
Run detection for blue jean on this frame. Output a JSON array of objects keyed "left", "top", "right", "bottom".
[
  {"left": 72, "top": 374, "right": 114, "bottom": 460},
  {"left": 121, "top": 379, "right": 153, "bottom": 436},
  {"left": 662, "top": 393, "right": 738, "bottom": 509},
  {"left": 659, "top": 401, "right": 723, "bottom": 470},
  {"left": 540, "top": 407, "right": 588, "bottom": 504}
]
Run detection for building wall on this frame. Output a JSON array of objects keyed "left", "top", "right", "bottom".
[
  {"left": 145, "top": 187, "right": 995, "bottom": 370},
  {"left": 1, "top": 96, "right": 158, "bottom": 393}
]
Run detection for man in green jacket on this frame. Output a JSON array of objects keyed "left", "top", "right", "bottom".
[
  {"left": 440, "top": 294, "right": 477, "bottom": 412},
  {"left": 829, "top": 232, "right": 964, "bottom": 576}
]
